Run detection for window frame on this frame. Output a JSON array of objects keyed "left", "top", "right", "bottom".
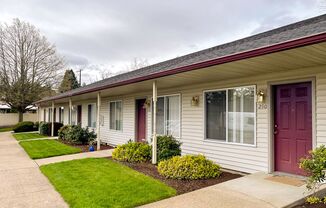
[
  {"left": 203, "top": 85, "right": 257, "bottom": 147},
  {"left": 87, "top": 103, "right": 97, "bottom": 128},
  {"left": 152, "top": 93, "right": 181, "bottom": 138},
  {"left": 71, "top": 105, "right": 78, "bottom": 125},
  {"left": 109, "top": 100, "right": 123, "bottom": 131},
  {"left": 59, "top": 107, "right": 64, "bottom": 124},
  {"left": 48, "top": 108, "right": 52, "bottom": 122}
]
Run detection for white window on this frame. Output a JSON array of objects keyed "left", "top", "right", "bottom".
[
  {"left": 59, "top": 107, "right": 64, "bottom": 124},
  {"left": 71, "top": 106, "right": 77, "bottom": 125},
  {"left": 48, "top": 108, "right": 52, "bottom": 122},
  {"left": 88, "top": 104, "right": 97, "bottom": 128},
  {"left": 110, "top": 101, "right": 122, "bottom": 130},
  {"left": 204, "top": 86, "right": 256, "bottom": 145},
  {"left": 154, "top": 95, "right": 180, "bottom": 138}
]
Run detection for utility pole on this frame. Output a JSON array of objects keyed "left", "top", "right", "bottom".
[{"left": 79, "top": 69, "right": 82, "bottom": 85}]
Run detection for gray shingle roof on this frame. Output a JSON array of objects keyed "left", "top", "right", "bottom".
[{"left": 39, "top": 14, "right": 326, "bottom": 103}]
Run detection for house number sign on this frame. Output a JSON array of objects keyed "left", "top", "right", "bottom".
[{"left": 257, "top": 103, "right": 268, "bottom": 110}]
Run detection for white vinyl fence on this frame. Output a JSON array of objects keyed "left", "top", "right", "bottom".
[{"left": 0, "top": 113, "right": 38, "bottom": 127}]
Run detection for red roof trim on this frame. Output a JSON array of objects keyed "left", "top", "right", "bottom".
[{"left": 39, "top": 32, "right": 326, "bottom": 103}]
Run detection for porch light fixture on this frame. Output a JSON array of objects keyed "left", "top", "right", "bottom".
[
  {"left": 143, "top": 99, "right": 151, "bottom": 109},
  {"left": 191, "top": 96, "right": 199, "bottom": 106},
  {"left": 257, "top": 90, "right": 265, "bottom": 103}
]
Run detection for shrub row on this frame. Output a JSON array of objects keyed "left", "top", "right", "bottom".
[
  {"left": 112, "top": 135, "right": 221, "bottom": 180},
  {"left": 58, "top": 125, "right": 96, "bottom": 145},
  {"left": 39, "top": 122, "right": 63, "bottom": 136},
  {"left": 13, "top": 121, "right": 39, "bottom": 133},
  {"left": 112, "top": 135, "right": 182, "bottom": 163}
]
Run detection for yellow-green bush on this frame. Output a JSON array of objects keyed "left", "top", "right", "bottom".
[
  {"left": 306, "top": 196, "right": 321, "bottom": 204},
  {"left": 112, "top": 141, "right": 151, "bottom": 163},
  {"left": 157, "top": 155, "right": 221, "bottom": 180},
  {"left": 300, "top": 145, "right": 326, "bottom": 191}
]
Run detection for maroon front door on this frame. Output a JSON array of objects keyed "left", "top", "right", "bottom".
[
  {"left": 136, "top": 99, "right": 146, "bottom": 142},
  {"left": 274, "top": 82, "right": 312, "bottom": 175}
]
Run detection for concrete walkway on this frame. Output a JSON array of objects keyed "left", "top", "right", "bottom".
[
  {"left": 0, "top": 132, "right": 68, "bottom": 208},
  {"left": 140, "top": 172, "right": 326, "bottom": 208},
  {"left": 35, "top": 148, "right": 113, "bottom": 166}
]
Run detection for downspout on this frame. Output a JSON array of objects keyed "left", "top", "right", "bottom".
[
  {"left": 51, "top": 101, "right": 54, "bottom": 136},
  {"left": 96, "top": 92, "right": 101, "bottom": 150}
]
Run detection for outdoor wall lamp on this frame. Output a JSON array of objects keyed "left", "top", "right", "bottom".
[
  {"left": 257, "top": 90, "right": 265, "bottom": 103},
  {"left": 191, "top": 96, "right": 199, "bottom": 106},
  {"left": 143, "top": 99, "right": 151, "bottom": 109}
]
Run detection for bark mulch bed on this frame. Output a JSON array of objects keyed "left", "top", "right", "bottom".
[
  {"left": 111, "top": 158, "right": 242, "bottom": 194},
  {"left": 59, "top": 141, "right": 114, "bottom": 152}
]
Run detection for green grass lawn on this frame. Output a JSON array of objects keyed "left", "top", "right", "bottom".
[
  {"left": 20, "top": 139, "right": 81, "bottom": 159},
  {"left": 41, "top": 158, "right": 176, "bottom": 208},
  {"left": 13, "top": 132, "right": 48, "bottom": 141},
  {"left": 0, "top": 127, "right": 13, "bottom": 132}
]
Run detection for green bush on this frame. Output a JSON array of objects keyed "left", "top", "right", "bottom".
[
  {"left": 33, "top": 121, "right": 39, "bottom": 131},
  {"left": 158, "top": 155, "right": 221, "bottom": 180},
  {"left": 300, "top": 145, "right": 326, "bottom": 191},
  {"left": 13, "top": 121, "right": 35, "bottom": 132},
  {"left": 157, "top": 135, "right": 181, "bottom": 162},
  {"left": 64, "top": 125, "right": 96, "bottom": 145},
  {"left": 39, "top": 122, "right": 63, "bottom": 136},
  {"left": 112, "top": 141, "right": 151, "bottom": 163},
  {"left": 58, "top": 125, "right": 71, "bottom": 141},
  {"left": 39, "top": 122, "right": 49, "bottom": 135}
]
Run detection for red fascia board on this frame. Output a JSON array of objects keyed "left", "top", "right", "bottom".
[{"left": 38, "top": 32, "right": 326, "bottom": 103}]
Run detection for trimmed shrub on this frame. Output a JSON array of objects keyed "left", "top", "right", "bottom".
[
  {"left": 33, "top": 121, "right": 39, "bottom": 131},
  {"left": 300, "top": 145, "right": 326, "bottom": 191},
  {"left": 39, "top": 122, "right": 63, "bottom": 136},
  {"left": 58, "top": 125, "right": 71, "bottom": 141},
  {"left": 158, "top": 155, "right": 221, "bottom": 180},
  {"left": 64, "top": 125, "right": 96, "bottom": 145},
  {"left": 157, "top": 135, "right": 181, "bottom": 162},
  {"left": 112, "top": 141, "right": 151, "bottom": 163},
  {"left": 13, "top": 121, "right": 35, "bottom": 133},
  {"left": 39, "top": 122, "right": 49, "bottom": 135}
]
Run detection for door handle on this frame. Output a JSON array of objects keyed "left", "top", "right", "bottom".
[{"left": 274, "top": 124, "right": 278, "bottom": 135}]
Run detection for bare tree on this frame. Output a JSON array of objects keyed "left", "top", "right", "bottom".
[
  {"left": 0, "top": 18, "right": 64, "bottom": 121},
  {"left": 124, "top": 57, "right": 149, "bottom": 72}
]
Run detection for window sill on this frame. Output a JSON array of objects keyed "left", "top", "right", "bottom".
[
  {"left": 203, "top": 138, "right": 257, "bottom": 147},
  {"left": 109, "top": 129, "right": 123, "bottom": 132}
]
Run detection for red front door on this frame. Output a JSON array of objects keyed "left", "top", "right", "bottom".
[
  {"left": 274, "top": 82, "right": 312, "bottom": 175},
  {"left": 136, "top": 99, "right": 146, "bottom": 142}
]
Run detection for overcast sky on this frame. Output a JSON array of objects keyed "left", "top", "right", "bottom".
[{"left": 0, "top": 0, "right": 325, "bottom": 84}]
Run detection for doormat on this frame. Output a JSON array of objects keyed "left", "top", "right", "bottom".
[{"left": 265, "top": 175, "right": 305, "bottom": 187}]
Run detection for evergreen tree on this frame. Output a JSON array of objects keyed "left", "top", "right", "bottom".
[{"left": 58, "top": 70, "right": 80, "bottom": 93}]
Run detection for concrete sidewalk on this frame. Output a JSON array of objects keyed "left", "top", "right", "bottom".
[
  {"left": 140, "top": 172, "right": 326, "bottom": 208},
  {"left": 35, "top": 148, "right": 113, "bottom": 166},
  {"left": 0, "top": 132, "right": 68, "bottom": 208}
]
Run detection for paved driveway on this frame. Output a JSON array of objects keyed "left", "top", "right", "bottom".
[{"left": 0, "top": 132, "right": 68, "bottom": 208}]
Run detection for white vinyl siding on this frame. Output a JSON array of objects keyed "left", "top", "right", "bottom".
[{"left": 98, "top": 97, "right": 134, "bottom": 146}]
